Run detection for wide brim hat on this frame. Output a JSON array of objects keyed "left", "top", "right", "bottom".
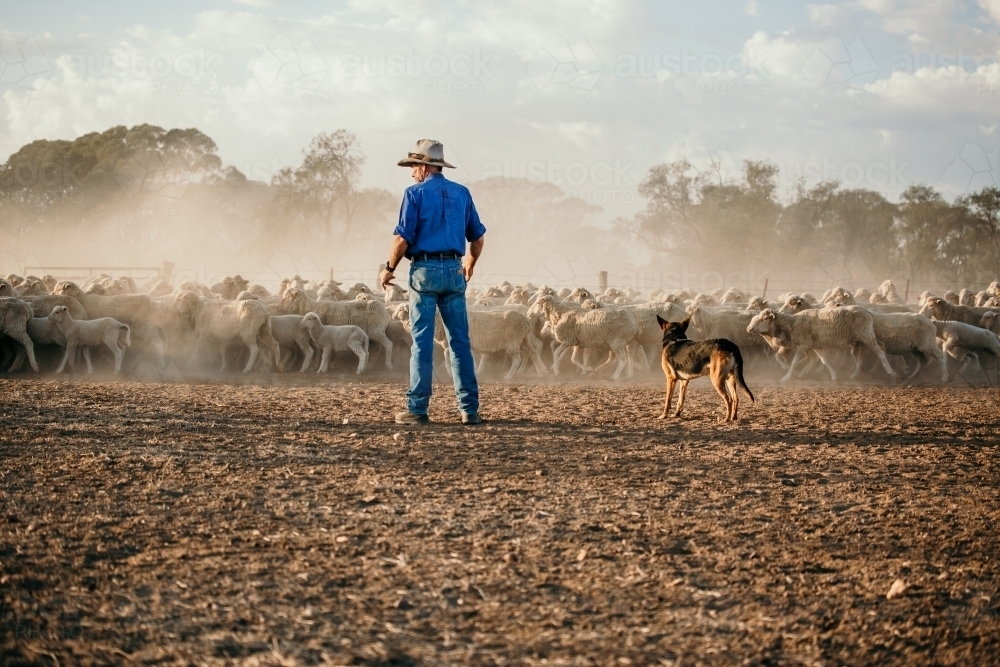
[{"left": 397, "top": 138, "right": 456, "bottom": 168}]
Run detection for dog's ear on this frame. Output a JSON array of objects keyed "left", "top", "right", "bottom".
[
  {"left": 679, "top": 317, "right": 691, "bottom": 332},
  {"left": 656, "top": 314, "right": 668, "bottom": 329}
]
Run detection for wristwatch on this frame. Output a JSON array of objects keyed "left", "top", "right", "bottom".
[{"left": 386, "top": 261, "right": 397, "bottom": 272}]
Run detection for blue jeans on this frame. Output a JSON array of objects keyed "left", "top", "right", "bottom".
[{"left": 407, "top": 258, "right": 479, "bottom": 416}]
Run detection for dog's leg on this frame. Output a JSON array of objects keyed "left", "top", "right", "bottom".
[
  {"left": 710, "top": 363, "right": 730, "bottom": 422},
  {"left": 659, "top": 374, "right": 675, "bottom": 419},
  {"left": 726, "top": 373, "right": 739, "bottom": 421},
  {"left": 673, "top": 379, "right": 690, "bottom": 417}
]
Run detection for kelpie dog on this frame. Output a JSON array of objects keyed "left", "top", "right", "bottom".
[{"left": 656, "top": 315, "right": 754, "bottom": 422}]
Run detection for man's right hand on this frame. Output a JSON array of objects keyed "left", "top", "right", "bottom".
[{"left": 379, "top": 269, "right": 395, "bottom": 289}]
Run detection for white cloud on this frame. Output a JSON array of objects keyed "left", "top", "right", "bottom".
[
  {"left": 1, "top": 0, "right": 999, "bottom": 219},
  {"left": 979, "top": 0, "right": 1000, "bottom": 24},
  {"left": 745, "top": 0, "right": 759, "bottom": 17}
]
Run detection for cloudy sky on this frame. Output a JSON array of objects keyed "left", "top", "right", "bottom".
[{"left": 2, "top": 0, "right": 999, "bottom": 223}]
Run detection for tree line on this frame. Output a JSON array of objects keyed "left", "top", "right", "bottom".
[
  {"left": 621, "top": 158, "right": 1000, "bottom": 287},
  {"left": 1, "top": 124, "right": 995, "bottom": 288}
]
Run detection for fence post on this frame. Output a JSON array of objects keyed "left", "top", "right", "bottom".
[
  {"left": 599, "top": 271, "right": 608, "bottom": 293},
  {"left": 762, "top": 278, "right": 769, "bottom": 301},
  {"left": 160, "top": 260, "right": 174, "bottom": 281},
  {"left": 904, "top": 278, "right": 910, "bottom": 304},
  {"left": 329, "top": 267, "right": 334, "bottom": 284}
]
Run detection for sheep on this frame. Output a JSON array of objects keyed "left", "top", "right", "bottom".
[
  {"left": 567, "top": 287, "right": 596, "bottom": 304},
  {"left": 344, "top": 283, "right": 373, "bottom": 300},
  {"left": 823, "top": 286, "right": 855, "bottom": 306},
  {"left": 919, "top": 297, "right": 995, "bottom": 327},
  {"left": 746, "top": 307, "right": 896, "bottom": 382},
  {"left": 981, "top": 312, "right": 1000, "bottom": 335},
  {"left": 16, "top": 279, "right": 47, "bottom": 296},
  {"left": 48, "top": 305, "right": 131, "bottom": 374},
  {"left": 384, "top": 284, "right": 408, "bottom": 303},
  {"left": 277, "top": 288, "right": 393, "bottom": 370},
  {"left": 8, "top": 315, "right": 67, "bottom": 372},
  {"left": 299, "top": 312, "right": 369, "bottom": 374},
  {"left": 317, "top": 284, "right": 346, "bottom": 301},
  {"left": 179, "top": 281, "right": 217, "bottom": 299},
  {"left": 932, "top": 319, "right": 1000, "bottom": 378},
  {"left": 211, "top": 275, "right": 249, "bottom": 301},
  {"left": 0, "top": 286, "right": 89, "bottom": 321},
  {"left": 943, "top": 290, "right": 960, "bottom": 304},
  {"left": 719, "top": 287, "right": 746, "bottom": 305},
  {"left": 867, "top": 312, "right": 948, "bottom": 382},
  {"left": 854, "top": 288, "right": 873, "bottom": 302},
  {"left": 248, "top": 284, "right": 271, "bottom": 298},
  {"left": 0, "top": 297, "right": 38, "bottom": 372},
  {"left": 236, "top": 291, "right": 258, "bottom": 301},
  {"left": 690, "top": 293, "right": 716, "bottom": 307},
  {"left": 504, "top": 288, "right": 531, "bottom": 306},
  {"left": 173, "top": 291, "right": 282, "bottom": 373},
  {"left": 878, "top": 280, "right": 906, "bottom": 305},
  {"left": 527, "top": 295, "right": 640, "bottom": 380},
  {"left": 53, "top": 281, "right": 166, "bottom": 368},
  {"left": 457, "top": 309, "right": 547, "bottom": 380},
  {"left": 975, "top": 291, "right": 991, "bottom": 307},
  {"left": 147, "top": 279, "right": 174, "bottom": 298},
  {"left": 687, "top": 306, "right": 774, "bottom": 362},
  {"left": 779, "top": 295, "right": 813, "bottom": 314},
  {"left": 262, "top": 314, "right": 316, "bottom": 372},
  {"left": 958, "top": 288, "right": 975, "bottom": 306}
]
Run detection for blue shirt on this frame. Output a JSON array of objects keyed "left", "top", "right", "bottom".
[{"left": 393, "top": 173, "right": 486, "bottom": 256}]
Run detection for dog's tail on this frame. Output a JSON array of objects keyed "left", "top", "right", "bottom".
[{"left": 733, "top": 346, "right": 754, "bottom": 402}]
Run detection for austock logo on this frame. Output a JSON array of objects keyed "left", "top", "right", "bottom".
[
  {"left": 250, "top": 36, "right": 328, "bottom": 95},
  {"left": 0, "top": 34, "right": 52, "bottom": 89},
  {"left": 942, "top": 143, "right": 998, "bottom": 196},
  {"left": 525, "top": 35, "right": 603, "bottom": 96},
  {"left": 802, "top": 35, "right": 878, "bottom": 89}
]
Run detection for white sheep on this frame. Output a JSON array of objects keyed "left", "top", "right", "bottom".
[
  {"left": 173, "top": 291, "right": 282, "bottom": 373},
  {"left": 868, "top": 312, "right": 948, "bottom": 382},
  {"left": 267, "top": 314, "right": 316, "bottom": 372},
  {"left": 0, "top": 297, "right": 38, "bottom": 372},
  {"left": 8, "top": 315, "right": 67, "bottom": 372},
  {"left": 981, "top": 311, "right": 1000, "bottom": 335},
  {"left": 300, "top": 312, "right": 369, "bottom": 374},
  {"left": 527, "top": 295, "right": 640, "bottom": 380},
  {"left": 932, "top": 319, "right": 1000, "bottom": 379},
  {"left": 747, "top": 307, "right": 896, "bottom": 382},
  {"left": 49, "top": 305, "right": 131, "bottom": 374},
  {"left": 919, "top": 297, "right": 994, "bottom": 327},
  {"left": 459, "top": 309, "right": 548, "bottom": 380},
  {"left": 278, "top": 288, "right": 393, "bottom": 370},
  {"left": 53, "top": 281, "right": 166, "bottom": 368}
]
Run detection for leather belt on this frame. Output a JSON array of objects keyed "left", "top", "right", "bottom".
[{"left": 407, "top": 252, "right": 462, "bottom": 262}]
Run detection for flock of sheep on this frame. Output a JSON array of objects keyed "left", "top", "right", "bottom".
[{"left": 1, "top": 271, "right": 1000, "bottom": 385}]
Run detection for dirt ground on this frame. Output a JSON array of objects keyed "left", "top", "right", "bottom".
[{"left": 1, "top": 374, "right": 998, "bottom": 666}]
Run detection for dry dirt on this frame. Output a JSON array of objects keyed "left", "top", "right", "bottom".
[{"left": 1, "top": 374, "right": 998, "bottom": 666}]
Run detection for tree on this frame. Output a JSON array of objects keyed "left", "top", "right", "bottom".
[{"left": 266, "top": 130, "right": 383, "bottom": 248}]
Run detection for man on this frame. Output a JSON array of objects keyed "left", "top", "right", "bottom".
[{"left": 379, "top": 139, "right": 486, "bottom": 425}]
